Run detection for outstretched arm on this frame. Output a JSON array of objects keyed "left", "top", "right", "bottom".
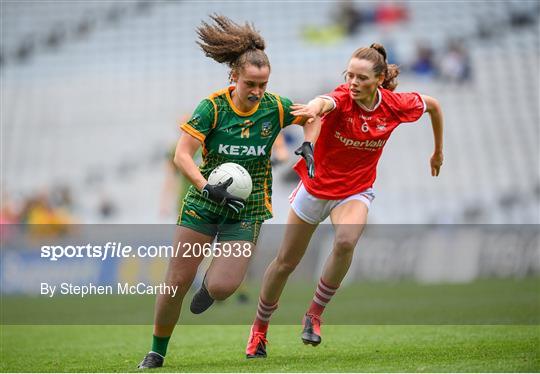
[
  {"left": 290, "top": 97, "right": 335, "bottom": 120},
  {"left": 422, "top": 95, "right": 444, "bottom": 177},
  {"left": 287, "top": 96, "right": 331, "bottom": 178}
]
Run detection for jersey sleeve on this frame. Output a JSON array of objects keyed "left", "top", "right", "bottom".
[
  {"left": 179, "top": 98, "right": 216, "bottom": 143},
  {"left": 279, "top": 95, "right": 306, "bottom": 127},
  {"left": 320, "top": 83, "right": 349, "bottom": 113},
  {"left": 392, "top": 92, "right": 426, "bottom": 123}
]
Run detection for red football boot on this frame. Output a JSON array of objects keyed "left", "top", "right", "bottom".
[
  {"left": 301, "top": 313, "right": 322, "bottom": 346},
  {"left": 246, "top": 326, "right": 268, "bottom": 358}
]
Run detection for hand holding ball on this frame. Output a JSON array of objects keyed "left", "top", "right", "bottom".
[
  {"left": 202, "top": 163, "right": 252, "bottom": 213},
  {"left": 208, "top": 162, "right": 253, "bottom": 200}
]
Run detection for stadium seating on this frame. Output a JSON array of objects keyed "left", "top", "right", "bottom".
[{"left": 2, "top": 1, "right": 538, "bottom": 224}]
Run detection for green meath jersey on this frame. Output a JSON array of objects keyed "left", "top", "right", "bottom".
[{"left": 180, "top": 86, "right": 303, "bottom": 221}]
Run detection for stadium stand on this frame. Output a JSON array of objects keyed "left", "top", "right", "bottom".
[{"left": 1, "top": 1, "right": 538, "bottom": 224}]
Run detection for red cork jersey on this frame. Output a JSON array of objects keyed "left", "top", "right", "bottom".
[{"left": 294, "top": 83, "right": 426, "bottom": 199}]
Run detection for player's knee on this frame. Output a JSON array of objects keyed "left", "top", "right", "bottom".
[
  {"left": 333, "top": 237, "right": 357, "bottom": 256},
  {"left": 166, "top": 273, "right": 194, "bottom": 294},
  {"left": 275, "top": 257, "right": 299, "bottom": 275},
  {"left": 207, "top": 281, "right": 237, "bottom": 301}
]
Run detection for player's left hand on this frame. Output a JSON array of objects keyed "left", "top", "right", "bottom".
[
  {"left": 430, "top": 151, "right": 443, "bottom": 176},
  {"left": 295, "top": 141, "right": 315, "bottom": 178}
]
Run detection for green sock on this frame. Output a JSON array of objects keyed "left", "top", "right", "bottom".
[{"left": 152, "top": 335, "right": 171, "bottom": 357}]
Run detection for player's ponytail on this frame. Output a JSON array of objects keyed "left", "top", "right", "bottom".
[
  {"left": 369, "top": 43, "right": 387, "bottom": 61},
  {"left": 351, "top": 43, "right": 400, "bottom": 91},
  {"left": 196, "top": 15, "right": 270, "bottom": 81}
]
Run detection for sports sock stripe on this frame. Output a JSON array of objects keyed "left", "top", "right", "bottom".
[
  {"left": 257, "top": 306, "right": 274, "bottom": 318},
  {"left": 313, "top": 294, "right": 328, "bottom": 307},
  {"left": 316, "top": 288, "right": 334, "bottom": 299},
  {"left": 318, "top": 279, "right": 338, "bottom": 294},
  {"left": 315, "top": 291, "right": 330, "bottom": 304},
  {"left": 310, "top": 278, "right": 339, "bottom": 312},
  {"left": 258, "top": 300, "right": 277, "bottom": 312},
  {"left": 255, "top": 298, "right": 278, "bottom": 323}
]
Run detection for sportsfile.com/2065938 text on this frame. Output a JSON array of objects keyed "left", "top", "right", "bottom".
[{"left": 40, "top": 241, "right": 252, "bottom": 261}]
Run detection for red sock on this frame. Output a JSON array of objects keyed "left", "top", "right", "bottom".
[
  {"left": 253, "top": 298, "right": 278, "bottom": 333},
  {"left": 307, "top": 278, "right": 339, "bottom": 316}
]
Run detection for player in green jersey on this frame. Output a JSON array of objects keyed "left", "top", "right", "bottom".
[{"left": 138, "top": 15, "right": 319, "bottom": 369}]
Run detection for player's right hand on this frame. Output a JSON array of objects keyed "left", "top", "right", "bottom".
[
  {"left": 291, "top": 103, "right": 319, "bottom": 124},
  {"left": 202, "top": 177, "right": 246, "bottom": 213}
]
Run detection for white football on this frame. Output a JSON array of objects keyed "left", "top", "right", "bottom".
[{"left": 208, "top": 162, "right": 253, "bottom": 200}]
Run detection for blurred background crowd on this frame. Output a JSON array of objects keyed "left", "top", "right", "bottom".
[{"left": 1, "top": 0, "right": 539, "bottom": 225}]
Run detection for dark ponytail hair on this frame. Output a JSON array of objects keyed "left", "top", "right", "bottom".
[
  {"left": 350, "top": 43, "right": 400, "bottom": 91},
  {"left": 196, "top": 15, "right": 270, "bottom": 81}
]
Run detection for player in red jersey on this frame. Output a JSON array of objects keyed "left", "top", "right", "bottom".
[{"left": 246, "top": 43, "right": 444, "bottom": 357}]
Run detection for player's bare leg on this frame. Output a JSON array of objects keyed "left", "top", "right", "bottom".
[
  {"left": 302, "top": 200, "right": 368, "bottom": 346},
  {"left": 154, "top": 226, "right": 214, "bottom": 334},
  {"left": 260, "top": 209, "right": 318, "bottom": 303},
  {"left": 138, "top": 226, "right": 213, "bottom": 369},
  {"left": 325, "top": 199, "right": 368, "bottom": 285},
  {"left": 246, "top": 209, "right": 318, "bottom": 358},
  {"left": 190, "top": 240, "right": 255, "bottom": 313}
]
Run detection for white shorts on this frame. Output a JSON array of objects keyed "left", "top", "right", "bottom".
[{"left": 288, "top": 182, "right": 375, "bottom": 225}]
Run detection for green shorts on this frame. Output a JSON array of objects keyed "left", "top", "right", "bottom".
[{"left": 177, "top": 200, "right": 262, "bottom": 244}]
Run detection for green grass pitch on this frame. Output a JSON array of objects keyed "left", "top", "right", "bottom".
[
  {"left": 1, "top": 278, "right": 539, "bottom": 372},
  {"left": 1, "top": 325, "right": 538, "bottom": 372}
]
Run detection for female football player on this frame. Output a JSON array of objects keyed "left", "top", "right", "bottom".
[
  {"left": 245, "top": 43, "right": 444, "bottom": 358},
  {"left": 138, "top": 15, "right": 319, "bottom": 369}
]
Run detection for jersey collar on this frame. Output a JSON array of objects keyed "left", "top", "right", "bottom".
[
  {"left": 355, "top": 88, "right": 382, "bottom": 112},
  {"left": 226, "top": 86, "right": 261, "bottom": 117}
]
